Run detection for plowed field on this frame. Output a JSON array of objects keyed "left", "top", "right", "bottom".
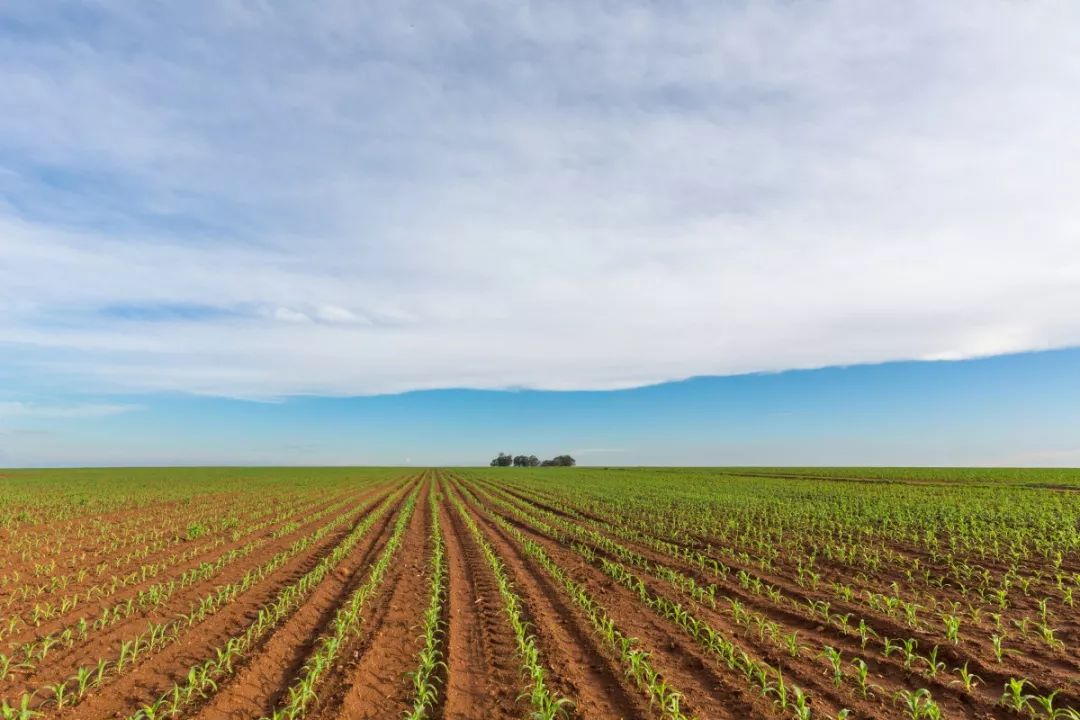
[{"left": 1, "top": 466, "right": 1077, "bottom": 719}]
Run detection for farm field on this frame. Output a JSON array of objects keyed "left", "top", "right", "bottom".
[{"left": 0, "top": 467, "right": 1077, "bottom": 719}]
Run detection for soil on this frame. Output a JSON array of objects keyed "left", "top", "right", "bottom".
[{"left": 5, "top": 470, "right": 1076, "bottom": 720}]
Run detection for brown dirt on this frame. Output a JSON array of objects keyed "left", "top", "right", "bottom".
[
  {"left": 313, "top": 476, "right": 433, "bottom": 720},
  {"left": 7, "top": 470, "right": 1076, "bottom": 720},
  {"left": 449, "top": 478, "right": 743, "bottom": 720},
  {"left": 21, "top": 483, "right": 402, "bottom": 719},
  {"left": 478, "top": 477, "right": 1079, "bottom": 720},
  {"left": 438, "top": 480, "right": 532, "bottom": 720},
  {"left": 188, "top": 480, "right": 417, "bottom": 720},
  {"left": 0, "top": 492, "right": 256, "bottom": 567},
  {"left": 2, "top": 492, "right": 370, "bottom": 700},
  {"left": 3, "top": 493, "right": 350, "bottom": 647}
]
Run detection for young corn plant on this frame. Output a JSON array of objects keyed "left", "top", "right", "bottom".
[
  {"left": 0, "top": 693, "right": 41, "bottom": 720},
  {"left": 820, "top": 646, "right": 844, "bottom": 688},
  {"left": 404, "top": 489, "right": 449, "bottom": 720},
  {"left": 919, "top": 645, "right": 946, "bottom": 679},
  {"left": 949, "top": 661, "right": 982, "bottom": 693},
  {"left": 849, "top": 658, "right": 882, "bottom": 699},
  {"left": 893, "top": 688, "right": 941, "bottom": 720},
  {"left": 1000, "top": 678, "right": 1034, "bottom": 714}
]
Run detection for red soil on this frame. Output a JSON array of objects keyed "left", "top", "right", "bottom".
[{"left": 4, "top": 470, "right": 1075, "bottom": 720}]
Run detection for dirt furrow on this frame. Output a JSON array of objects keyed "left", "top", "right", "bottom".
[
  {"left": 521, "top": 491, "right": 1077, "bottom": 716},
  {"left": 187, "top": 480, "right": 416, "bottom": 720},
  {"left": 438, "top": 482, "right": 526, "bottom": 720},
  {"left": 482, "top": 481, "right": 993, "bottom": 717},
  {"left": 448, "top": 480, "right": 670, "bottom": 720},
  {"left": 49, "top": 484, "right": 403, "bottom": 719},
  {"left": 314, "top": 476, "right": 433, "bottom": 720},
  {"left": 455, "top": 477, "right": 764, "bottom": 720},
  {"left": 0, "top": 490, "right": 379, "bottom": 704},
  {"left": 4, "top": 492, "right": 350, "bottom": 648}
]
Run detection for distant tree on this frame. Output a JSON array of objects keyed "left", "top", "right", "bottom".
[
  {"left": 490, "top": 452, "right": 513, "bottom": 467},
  {"left": 539, "top": 454, "right": 576, "bottom": 467},
  {"left": 493, "top": 453, "right": 566, "bottom": 467}
]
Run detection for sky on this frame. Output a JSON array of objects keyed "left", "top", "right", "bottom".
[
  {"left": 4, "top": 350, "right": 1080, "bottom": 467},
  {"left": 2, "top": 2, "right": 1079, "bottom": 466}
]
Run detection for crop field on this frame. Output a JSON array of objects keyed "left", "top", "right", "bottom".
[{"left": 0, "top": 467, "right": 1077, "bottom": 720}]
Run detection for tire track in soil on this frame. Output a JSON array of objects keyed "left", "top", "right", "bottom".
[
  {"left": 438, "top": 481, "right": 525, "bottom": 720},
  {"left": 312, "top": 476, "right": 433, "bottom": 720},
  {"left": 54, "top": 482, "right": 407, "bottom": 720},
  {"left": 454, "top": 477, "right": 762, "bottom": 720},
  {"left": 187, "top": 477, "right": 419, "bottom": 720},
  {"left": 446, "top": 480, "right": 661, "bottom": 720}
]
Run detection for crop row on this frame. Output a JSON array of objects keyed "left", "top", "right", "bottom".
[
  {"left": 450, "top": 478, "right": 695, "bottom": 720},
  {"left": 446, "top": 483, "right": 570, "bottom": 720},
  {"left": 404, "top": 483, "right": 449, "bottom": 720},
  {"left": 264, "top": 483, "right": 420, "bottom": 719},
  {"left": 126, "top": 481, "right": 411, "bottom": 720},
  {"left": 3, "top": 488, "right": 385, "bottom": 713},
  {"left": 467, "top": 469, "right": 1080, "bottom": 719}
]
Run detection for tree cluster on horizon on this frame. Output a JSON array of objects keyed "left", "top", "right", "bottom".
[{"left": 489, "top": 453, "right": 576, "bottom": 467}]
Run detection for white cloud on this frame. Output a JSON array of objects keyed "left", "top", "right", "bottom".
[
  {"left": 1, "top": 2, "right": 1079, "bottom": 398},
  {"left": 314, "top": 305, "right": 367, "bottom": 325},
  {"left": 272, "top": 307, "right": 312, "bottom": 324}
]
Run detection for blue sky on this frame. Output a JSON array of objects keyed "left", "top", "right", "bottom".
[
  {"left": 2, "top": 3, "right": 1080, "bottom": 466},
  {"left": 4, "top": 349, "right": 1080, "bottom": 467}
]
